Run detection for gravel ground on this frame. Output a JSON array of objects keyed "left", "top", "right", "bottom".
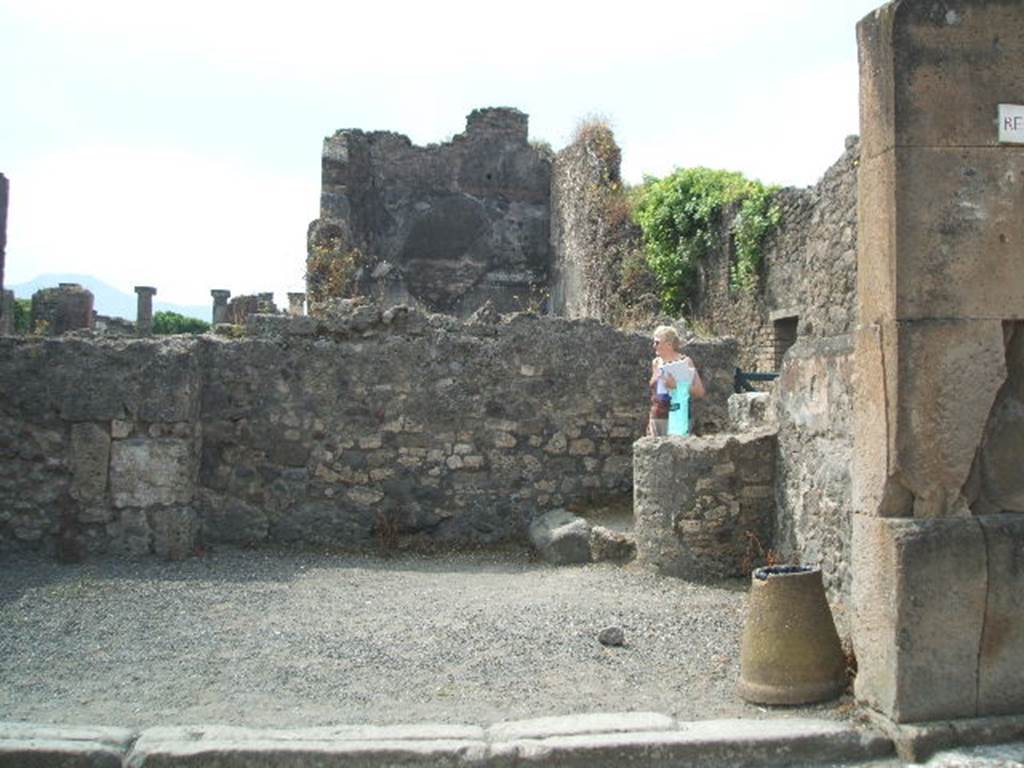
[{"left": 0, "top": 547, "right": 856, "bottom": 729}]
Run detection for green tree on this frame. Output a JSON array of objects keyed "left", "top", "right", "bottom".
[
  {"left": 152, "top": 311, "right": 209, "bottom": 335},
  {"left": 632, "top": 167, "right": 780, "bottom": 314}
]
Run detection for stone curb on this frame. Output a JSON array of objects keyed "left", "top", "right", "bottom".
[
  {"left": 0, "top": 714, "right": 894, "bottom": 767},
  {"left": 862, "top": 711, "right": 1024, "bottom": 763}
]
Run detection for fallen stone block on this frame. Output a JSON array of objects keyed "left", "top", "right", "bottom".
[{"left": 528, "top": 509, "right": 591, "bottom": 565}]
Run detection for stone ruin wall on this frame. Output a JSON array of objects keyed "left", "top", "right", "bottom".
[
  {"left": 0, "top": 306, "right": 737, "bottom": 559},
  {"left": 307, "top": 108, "right": 552, "bottom": 317},
  {"left": 667, "top": 139, "right": 861, "bottom": 615},
  {"left": 549, "top": 133, "right": 643, "bottom": 324},
  {"left": 690, "top": 137, "right": 859, "bottom": 374}
]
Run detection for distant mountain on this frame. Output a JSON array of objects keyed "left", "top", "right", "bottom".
[{"left": 6, "top": 274, "right": 210, "bottom": 322}]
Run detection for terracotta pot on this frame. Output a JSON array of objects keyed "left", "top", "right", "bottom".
[{"left": 737, "top": 564, "right": 846, "bottom": 705}]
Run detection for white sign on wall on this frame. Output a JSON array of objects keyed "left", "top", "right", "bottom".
[{"left": 998, "top": 104, "right": 1024, "bottom": 144}]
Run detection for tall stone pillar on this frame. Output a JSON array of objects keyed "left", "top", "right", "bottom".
[
  {"left": 210, "top": 289, "right": 231, "bottom": 324},
  {"left": 853, "top": 0, "right": 1024, "bottom": 724},
  {"left": 135, "top": 286, "right": 157, "bottom": 336},
  {"left": 287, "top": 292, "right": 306, "bottom": 317}
]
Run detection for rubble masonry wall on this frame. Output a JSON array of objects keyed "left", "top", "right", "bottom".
[{"left": 0, "top": 308, "right": 736, "bottom": 558}]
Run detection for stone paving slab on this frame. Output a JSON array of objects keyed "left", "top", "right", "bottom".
[
  {"left": 863, "top": 712, "right": 1024, "bottom": 763},
  {"left": 5, "top": 714, "right": 1022, "bottom": 767},
  {"left": 0, "top": 723, "right": 135, "bottom": 768},
  {"left": 1, "top": 715, "right": 894, "bottom": 767}
]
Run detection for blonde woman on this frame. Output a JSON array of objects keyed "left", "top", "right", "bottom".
[{"left": 647, "top": 326, "right": 705, "bottom": 436}]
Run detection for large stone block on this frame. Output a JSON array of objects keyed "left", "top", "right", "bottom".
[
  {"left": 852, "top": 323, "right": 901, "bottom": 517},
  {"left": 856, "top": 3, "right": 897, "bottom": 163},
  {"left": 977, "top": 513, "right": 1024, "bottom": 716},
  {"left": 150, "top": 507, "right": 198, "bottom": 560},
  {"left": 197, "top": 490, "right": 269, "bottom": 546},
  {"left": 854, "top": 319, "right": 1005, "bottom": 518},
  {"left": 110, "top": 438, "right": 196, "bottom": 508},
  {"left": 892, "top": 319, "right": 1005, "bottom": 515},
  {"left": 894, "top": 147, "right": 1024, "bottom": 321},
  {"left": 53, "top": 338, "right": 202, "bottom": 423},
  {"left": 69, "top": 422, "right": 110, "bottom": 502},
  {"left": 853, "top": 514, "right": 988, "bottom": 722},
  {"left": 976, "top": 392, "right": 1024, "bottom": 512},
  {"left": 858, "top": 0, "right": 1024, "bottom": 157},
  {"left": 856, "top": 152, "right": 897, "bottom": 325}
]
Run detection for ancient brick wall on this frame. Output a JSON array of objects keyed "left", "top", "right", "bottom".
[
  {"left": 0, "top": 306, "right": 736, "bottom": 558},
  {"left": 307, "top": 108, "right": 552, "bottom": 318}
]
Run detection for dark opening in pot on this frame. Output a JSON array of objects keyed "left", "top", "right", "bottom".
[{"left": 753, "top": 564, "right": 816, "bottom": 580}]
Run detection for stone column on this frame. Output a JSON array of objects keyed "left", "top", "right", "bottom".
[
  {"left": 210, "top": 289, "right": 231, "bottom": 324},
  {"left": 853, "top": 0, "right": 1024, "bottom": 724},
  {"left": 287, "top": 292, "right": 306, "bottom": 317},
  {"left": 134, "top": 286, "right": 157, "bottom": 336}
]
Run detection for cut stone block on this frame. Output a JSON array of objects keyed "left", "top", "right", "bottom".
[
  {"left": 977, "top": 513, "right": 1024, "bottom": 716},
  {"left": 150, "top": 507, "right": 198, "bottom": 561},
  {"left": 69, "top": 422, "right": 110, "bottom": 503},
  {"left": 852, "top": 514, "right": 987, "bottom": 722},
  {"left": 895, "top": 148, "right": 1024, "bottom": 321},
  {"left": 857, "top": 1, "right": 1024, "bottom": 155},
  {"left": 854, "top": 319, "right": 1005, "bottom": 518},
  {"left": 110, "top": 438, "right": 196, "bottom": 508}
]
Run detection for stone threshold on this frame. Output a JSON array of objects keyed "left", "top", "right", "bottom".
[{"left": 0, "top": 712, "right": 895, "bottom": 767}]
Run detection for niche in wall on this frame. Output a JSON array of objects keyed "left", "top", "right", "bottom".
[{"left": 772, "top": 314, "right": 799, "bottom": 370}]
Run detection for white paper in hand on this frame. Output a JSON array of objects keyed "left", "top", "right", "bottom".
[{"left": 659, "top": 360, "right": 694, "bottom": 388}]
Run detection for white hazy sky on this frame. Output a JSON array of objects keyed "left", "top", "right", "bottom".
[{"left": 1, "top": 0, "right": 882, "bottom": 308}]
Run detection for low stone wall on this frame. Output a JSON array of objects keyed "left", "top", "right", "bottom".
[
  {"left": 632, "top": 431, "right": 777, "bottom": 580},
  {"left": 0, "top": 305, "right": 736, "bottom": 558}
]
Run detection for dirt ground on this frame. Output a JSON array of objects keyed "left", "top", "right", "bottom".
[{"left": 0, "top": 547, "right": 856, "bottom": 729}]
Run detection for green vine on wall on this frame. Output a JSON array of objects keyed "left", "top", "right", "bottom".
[{"left": 632, "top": 167, "right": 781, "bottom": 314}]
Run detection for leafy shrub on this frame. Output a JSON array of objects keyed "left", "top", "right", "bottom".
[
  {"left": 632, "top": 167, "right": 780, "bottom": 314},
  {"left": 152, "top": 311, "right": 209, "bottom": 335}
]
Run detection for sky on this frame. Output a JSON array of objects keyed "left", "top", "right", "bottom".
[{"left": 0, "top": 0, "right": 883, "bottom": 309}]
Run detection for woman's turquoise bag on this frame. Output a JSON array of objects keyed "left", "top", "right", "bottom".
[{"left": 667, "top": 387, "right": 690, "bottom": 436}]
